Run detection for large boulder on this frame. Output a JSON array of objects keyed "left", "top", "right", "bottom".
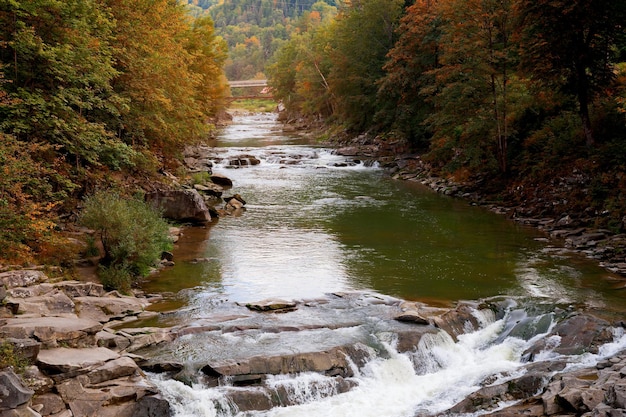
[
  {"left": 210, "top": 174, "right": 233, "bottom": 187},
  {"left": 146, "top": 189, "right": 211, "bottom": 224},
  {"left": 36, "top": 347, "right": 120, "bottom": 376},
  {"left": 0, "top": 370, "right": 34, "bottom": 411},
  {"left": 524, "top": 313, "right": 614, "bottom": 358},
  {"left": 8, "top": 289, "right": 75, "bottom": 317}
]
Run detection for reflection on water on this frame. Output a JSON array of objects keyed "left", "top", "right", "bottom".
[{"left": 142, "top": 113, "right": 625, "bottom": 321}]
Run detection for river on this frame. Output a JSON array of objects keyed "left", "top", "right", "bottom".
[{"left": 139, "top": 112, "right": 626, "bottom": 417}]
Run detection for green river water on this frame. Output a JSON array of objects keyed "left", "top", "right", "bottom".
[{"left": 141, "top": 113, "right": 625, "bottom": 322}]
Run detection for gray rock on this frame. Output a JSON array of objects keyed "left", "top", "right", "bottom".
[
  {"left": 54, "top": 282, "right": 105, "bottom": 298},
  {"left": 36, "top": 347, "right": 120, "bottom": 376},
  {"left": 31, "top": 393, "right": 66, "bottom": 416},
  {"left": 394, "top": 310, "right": 430, "bottom": 325},
  {"left": 0, "top": 405, "right": 41, "bottom": 417},
  {"left": 74, "top": 295, "right": 148, "bottom": 323},
  {"left": 201, "top": 343, "right": 371, "bottom": 385},
  {"left": 21, "top": 366, "right": 54, "bottom": 395},
  {"left": 0, "top": 370, "right": 34, "bottom": 410},
  {"left": 210, "top": 174, "right": 233, "bottom": 187},
  {"left": 8, "top": 289, "right": 75, "bottom": 317},
  {"left": 134, "top": 395, "right": 172, "bottom": 417},
  {"left": 146, "top": 189, "right": 211, "bottom": 224},
  {"left": 0, "top": 270, "right": 47, "bottom": 289}
]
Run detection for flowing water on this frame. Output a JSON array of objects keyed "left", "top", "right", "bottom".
[{"left": 139, "top": 112, "right": 626, "bottom": 417}]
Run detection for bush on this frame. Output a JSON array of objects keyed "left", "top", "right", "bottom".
[{"left": 80, "top": 190, "right": 172, "bottom": 292}]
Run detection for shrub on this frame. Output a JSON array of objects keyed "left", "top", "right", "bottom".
[{"left": 80, "top": 190, "right": 172, "bottom": 292}]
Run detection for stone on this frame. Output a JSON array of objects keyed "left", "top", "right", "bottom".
[
  {"left": 0, "top": 317, "right": 102, "bottom": 348},
  {"left": 74, "top": 295, "right": 148, "bottom": 323},
  {"left": 84, "top": 356, "right": 140, "bottom": 385},
  {"left": 606, "top": 382, "right": 626, "bottom": 408},
  {"left": 525, "top": 313, "right": 613, "bottom": 357},
  {"left": 134, "top": 395, "right": 172, "bottom": 417},
  {"left": 210, "top": 174, "right": 233, "bottom": 187},
  {"left": 96, "top": 331, "right": 131, "bottom": 351},
  {"left": 7, "top": 284, "right": 54, "bottom": 298},
  {"left": 146, "top": 189, "right": 211, "bottom": 224},
  {"left": 394, "top": 310, "right": 430, "bottom": 325},
  {"left": 54, "top": 282, "right": 105, "bottom": 298},
  {"left": 121, "top": 329, "right": 177, "bottom": 353},
  {"left": 245, "top": 299, "right": 297, "bottom": 312},
  {"left": 9, "top": 290, "right": 75, "bottom": 317},
  {"left": 0, "top": 405, "right": 41, "bottom": 417},
  {"left": 0, "top": 270, "right": 47, "bottom": 289},
  {"left": 0, "top": 370, "right": 35, "bottom": 410},
  {"left": 21, "top": 366, "right": 54, "bottom": 395},
  {"left": 434, "top": 302, "right": 484, "bottom": 340},
  {"left": 581, "top": 388, "right": 606, "bottom": 411},
  {"left": 31, "top": 393, "right": 66, "bottom": 416},
  {"left": 36, "top": 347, "right": 120, "bottom": 375},
  {"left": 193, "top": 183, "right": 223, "bottom": 197},
  {"left": 201, "top": 344, "right": 371, "bottom": 384}
]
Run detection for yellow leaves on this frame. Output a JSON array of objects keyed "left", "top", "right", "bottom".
[{"left": 245, "top": 36, "right": 261, "bottom": 48}]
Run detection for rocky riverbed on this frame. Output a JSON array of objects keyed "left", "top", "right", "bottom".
[{"left": 2, "top": 263, "right": 626, "bottom": 417}]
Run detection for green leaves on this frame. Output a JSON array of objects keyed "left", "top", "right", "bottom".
[{"left": 80, "top": 190, "right": 172, "bottom": 291}]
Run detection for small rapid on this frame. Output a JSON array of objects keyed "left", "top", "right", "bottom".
[{"left": 148, "top": 302, "right": 626, "bottom": 417}]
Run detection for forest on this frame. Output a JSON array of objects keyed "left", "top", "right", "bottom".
[
  {"left": 266, "top": 0, "right": 626, "bottom": 230},
  {"left": 1, "top": 0, "right": 626, "bottom": 266},
  {"left": 0, "top": 0, "right": 228, "bottom": 263}
]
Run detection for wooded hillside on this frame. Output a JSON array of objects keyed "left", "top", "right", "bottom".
[
  {"left": 268, "top": 0, "right": 626, "bottom": 230},
  {"left": 0, "top": 0, "right": 228, "bottom": 263}
]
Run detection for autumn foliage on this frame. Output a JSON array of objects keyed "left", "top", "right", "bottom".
[
  {"left": 0, "top": 0, "right": 228, "bottom": 264},
  {"left": 267, "top": 0, "right": 626, "bottom": 227}
]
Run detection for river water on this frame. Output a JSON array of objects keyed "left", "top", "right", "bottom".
[{"left": 141, "top": 113, "right": 626, "bottom": 417}]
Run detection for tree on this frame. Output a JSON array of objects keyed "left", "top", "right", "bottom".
[
  {"left": 0, "top": 0, "right": 126, "bottom": 169},
  {"left": 424, "top": 0, "right": 519, "bottom": 173},
  {"left": 327, "top": 0, "right": 405, "bottom": 132},
  {"left": 378, "top": 0, "right": 442, "bottom": 148},
  {"left": 517, "top": 0, "right": 626, "bottom": 146}
]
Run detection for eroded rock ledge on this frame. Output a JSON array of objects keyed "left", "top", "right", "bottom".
[{"left": 1, "top": 268, "right": 625, "bottom": 417}]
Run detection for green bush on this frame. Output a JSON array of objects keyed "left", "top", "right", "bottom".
[{"left": 80, "top": 190, "right": 172, "bottom": 292}]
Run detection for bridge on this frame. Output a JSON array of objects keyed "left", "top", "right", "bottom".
[{"left": 228, "top": 79, "right": 268, "bottom": 88}]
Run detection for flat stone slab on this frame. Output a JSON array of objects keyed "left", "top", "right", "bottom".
[
  {"left": 36, "top": 347, "right": 120, "bottom": 374},
  {"left": 0, "top": 316, "right": 102, "bottom": 348},
  {"left": 245, "top": 299, "right": 297, "bottom": 312},
  {"left": 74, "top": 296, "right": 148, "bottom": 322}
]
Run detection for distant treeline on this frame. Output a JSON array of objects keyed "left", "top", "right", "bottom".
[{"left": 187, "top": 0, "right": 339, "bottom": 80}]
